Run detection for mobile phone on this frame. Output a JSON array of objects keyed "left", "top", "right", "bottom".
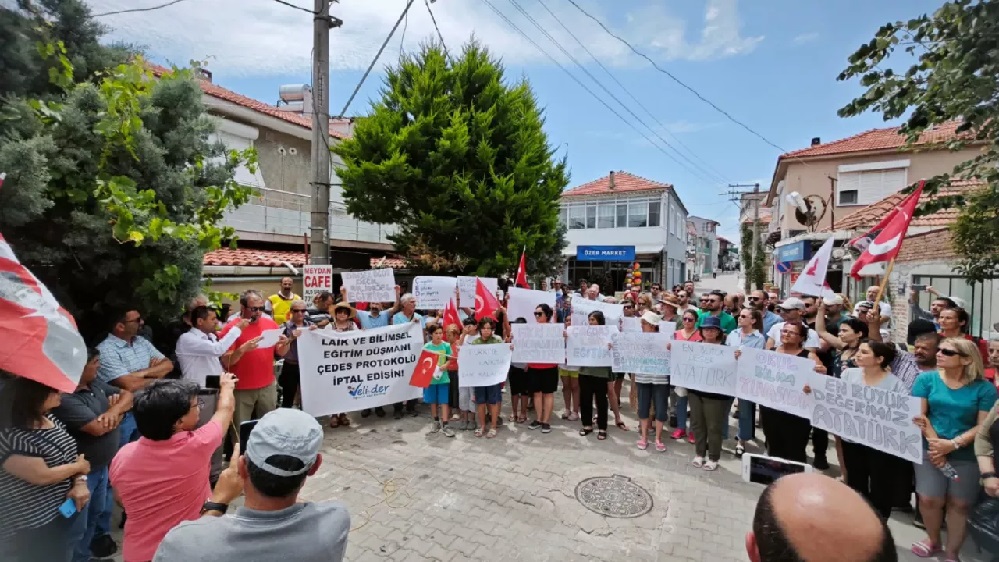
[
  {"left": 239, "top": 419, "right": 258, "bottom": 446},
  {"left": 911, "top": 284, "right": 927, "bottom": 291},
  {"left": 741, "top": 453, "right": 812, "bottom": 485},
  {"left": 58, "top": 498, "right": 77, "bottom": 518}
]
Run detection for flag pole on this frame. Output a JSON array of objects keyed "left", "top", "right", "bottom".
[{"left": 873, "top": 258, "right": 896, "bottom": 304}]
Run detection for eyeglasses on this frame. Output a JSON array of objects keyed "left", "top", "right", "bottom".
[
  {"left": 938, "top": 348, "right": 964, "bottom": 357},
  {"left": 192, "top": 398, "right": 205, "bottom": 410},
  {"left": 291, "top": 308, "right": 307, "bottom": 313},
  {"left": 124, "top": 316, "right": 142, "bottom": 324}
]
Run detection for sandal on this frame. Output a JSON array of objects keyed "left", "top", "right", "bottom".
[
  {"left": 910, "top": 539, "right": 941, "bottom": 558},
  {"left": 597, "top": 430, "right": 607, "bottom": 440},
  {"left": 703, "top": 460, "right": 719, "bottom": 471},
  {"left": 568, "top": 412, "right": 579, "bottom": 421},
  {"left": 636, "top": 438, "right": 648, "bottom": 450},
  {"left": 655, "top": 441, "right": 666, "bottom": 452},
  {"left": 579, "top": 427, "right": 593, "bottom": 436},
  {"left": 338, "top": 414, "right": 350, "bottom": 427},
  {"left": 561, "top": 412, "right": 570, "bottom": 420},
  {"left": 735, "top": 442, "right": 745, "bottom": 457},
  {"left": 616, "top": 421, "right": 629, "bottom": 431},
  {"left": 692, "top": 456, "right": 705, "bottom": 468},
  {"left": 474, "top": 428, "right": 484, "bottom": 438},
  {"left": 486, "top": 428, "right": 497, "bottom": 439}
]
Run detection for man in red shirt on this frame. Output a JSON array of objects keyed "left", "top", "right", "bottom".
[{"left": 219, "top": 290, "right": 290, "bottom": 442}]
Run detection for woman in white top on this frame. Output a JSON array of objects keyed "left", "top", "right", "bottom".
[{"left": 726, "top": 307, "right": 766, "bottom": 456}]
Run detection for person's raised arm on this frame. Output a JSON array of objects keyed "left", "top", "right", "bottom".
[
  {"left": 209, "top": 372, "right": 238, "bottom": 431},
  {"left": 815, "top": 303, "right": 844, "bottom": 348}
]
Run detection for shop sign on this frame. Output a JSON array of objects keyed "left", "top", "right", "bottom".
[
  {"left": 576, "top": 245, "right": 636, "bottom": 262},
  {"left": 776, "top": 241, "right": 812, "bottom": 263}
]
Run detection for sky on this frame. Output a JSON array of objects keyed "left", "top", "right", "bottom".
[{"left": 81, "top": 0, "right": 944, "bottom": 242}]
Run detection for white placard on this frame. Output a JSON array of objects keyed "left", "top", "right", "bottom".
[
  {"left": 297, "top": 322, "right": 424, "bottom": 415},
  {"left": 808, "top": 373, "right": 923, "bottom": 464},
  {"left": 565, "top": 325, "right": 618, "bottom": 367},
  {"left": 611, "top": 332, "right": 671, "bottom": 376},
  {"left": 621, "top": 317, "right": 641, "bottom": 332},
  {"left": 658, "top": 321, "right": 676, "bottom": 339},
  {"left": 257, "top": 328, "right": 284, "bottom": 349},
  {"left": 302, "top": 264, "right": 333, "bottom": 302},
  {"left": 507, "top": 286, "right": 556, "bottom": 323},
  {"left": 670, "top": 341, "right": 738, "bottom": 396},
  {"left": 510, "top": 324, "right": 565, "bottom": 364},
  {"left": 571, "top": 298, "right": 625, "bottom": 327},
  {"left": 736, "top": 348, "right": 816, "bottom": 420},
  {"left": 458, "top": 342, "right": 512, "bottom": 387},
  {"left": 412, "top": 276, "right": 457, "bottom": 310},
  {"left": 341, "top": 269, "right": 396, "bottom": 303},
  {"left": 458, "top": 277, "right": 497, "bottom": 308}
]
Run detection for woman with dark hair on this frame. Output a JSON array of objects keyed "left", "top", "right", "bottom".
[
  {"left": 687, "top": 316, "right": 730, "bottom": 471},
  {"left": 670, "top": 309, "right": 703, "bottom": 443},
  {"left": 0, "top": 376, "right": 91, "bottom": 562},
  {"left": 939, "top": 308, "right": 990, "bottom": 361},
  {"left": 527, "top": 304, "right": 559, "bottom": 434},
  {"left": 634, "top": 312, "right": 668, "bottom": 452},
  {"left": 816, "top": 308, "right": 869, "bottom": 379},
  {"left": 578, "top": 311, "right": 612, "bottom": 441},
  {"left": 470, "top": 318, "right": 505, "bottom": 439},
  {"left": 727, "top": 307, "right": 766, "bottom": 457}
]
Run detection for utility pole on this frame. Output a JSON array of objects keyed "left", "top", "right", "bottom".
[
  {"left": 309, "top": 0, "right": 341, "bottom": 265},
  {"left": 727, "top": 182, "right": 762, "bottom": 291}
]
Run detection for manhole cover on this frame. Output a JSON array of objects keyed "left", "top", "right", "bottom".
[{"left": 574, "top": 475, "right": 653, "bottom": 518}]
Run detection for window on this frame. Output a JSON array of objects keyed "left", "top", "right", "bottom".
[
  {"left": 597, "top": 203, "right": 615, "bottom": 228},
  {"left": 568, "top": 205, "right": 585, "bottom": 229},
  {"left": 628, "top": 202, "right": 647, "bottom": 227},
  {"left": 616, "top": 204, "right": 628, "bottom": 228},
  {"left": 648, "top": 201, "right": 661, "bottom": 227},
  {"left": 839, "top": 190, "right": 859, "bottom": 205},
  {"left": 585, "top": 204, "right": 597, "bottom": 229},
  {"left": 837, "top": 161, "right": 908, "bottom": 206},
  {"left": 559, "top": 207, "right": 567, "bottom": 226}
]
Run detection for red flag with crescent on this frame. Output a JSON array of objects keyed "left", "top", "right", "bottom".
[
  {"left": 443, "top": 298, "right": 461, "bottom": 330},
  {"left": 474, "top": 278, "right": 501, "bottom": 321},
  {"left": 0, "top": 233, "right": 86, "bottom": 392},
  {"left": 849, "top": 181, "right": 924, "bottom": 279},
  {"left": 409, "top": 349, "right": 439, "bottom": 388},
  {"left": 515, "top": 250, "right": 529, "bottom": 289}
]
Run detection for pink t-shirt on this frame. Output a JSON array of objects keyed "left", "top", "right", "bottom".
[{"left": 109, "top": 420, "right": 222, "bottom": 561}]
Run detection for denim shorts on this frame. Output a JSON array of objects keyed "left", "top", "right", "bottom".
[
  {"left": 423, "top": 383, "right": 449, "bottom": 405},
  {"left": 474, "top": 383, "right": 503, "bottom": 405}
]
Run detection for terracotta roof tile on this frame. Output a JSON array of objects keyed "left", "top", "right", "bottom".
[
  {"left": 742, "top": 214, "right": 772, "bottom": 225},
  {"left": 831, "top": 179, "right": 983, "bottom": 231},
  {"left": 203, "top": 248, "right": 406, "bottom": 269},
  {"left": 150, "top": 65, "right": 348, "bottom": 140},
  {"left": 781, "top": 121, "right": 965, "bottom": 159},
  {"left": 562, "top": 171, "right": 672, "bottom": 198},
  {"left": 896, "top": 228, "right": 956, "bottom": 263}
]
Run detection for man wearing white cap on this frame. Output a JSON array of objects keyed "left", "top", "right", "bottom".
[
  {"left": 765, "top": 297, "right": 821, "bottom": 350},
  {"left": 153, "top": 408, "right": 350, "bottom": 561}
]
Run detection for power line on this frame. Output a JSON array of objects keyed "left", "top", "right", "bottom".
[
  {"left": 564, "top": 0, "right": 791, "bottom": 155},
  {"left": 534, "top": 0, "right": 731, "bottom": 186},
  {"left": 92, "top": 0, "right": 190, "bottom": 17},
  {"left": 336, "top": 0, "right": 416, "bottom": 118},
  {"left": 501, "top": 0, "right": 722, "bottom": 186},
  {"left": 424, "top": 0, "right": 450, "bottom": 61},
  {"left": 272, "top": 0, "right": 318, "bottom": 15},
  {"left": 399, "top": 9, "right": 409, "bottom": 58}
]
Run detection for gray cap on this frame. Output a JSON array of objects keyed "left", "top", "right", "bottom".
[
  {"left": 245, "top": 408, "right": 323, "bottom": 477},
  {"left": 779, "top": 296, "right": 806, "bottom": 310}
]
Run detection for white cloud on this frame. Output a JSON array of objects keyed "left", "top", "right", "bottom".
[
  {"left": 82, "top": 0, "right": 764, "bottom": 77},
  {"left": 793, "top": 32, "right": 819, "bottom": 45}
]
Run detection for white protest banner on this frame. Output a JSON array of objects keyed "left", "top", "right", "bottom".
[
  {"left": 413, "top": 276, "right": 457, "bottom": 309},
  {"left": 341, "top": 268, "right": 396, "bottom": 303},
  {"left": 670, "top": 341, "right": 738, "bottom": 396},
  {"left": 658, "top": 321, "right": 676, "bottom": 339},
  {"left": 571, "top": 298, "right": 624, "bottom": 327},
  {"left": 511, "top": 324, "right": 565, "bottom": 364},
  {"left": 621, "top": 317, "right": 641, "bottom": 333},
  {"left": 302, "top": 264, "right": 332, "bottom": 302},
  {"left": 508, "top": 286, "right": 556, "bottom": 323},
  {"left": 611, "top": 332, "right": 670, "bottom": 376},
  {"left": 297, "top": 322, "right": 423, "bottom": 415},
  {"left": 458, "top": 276, "right": 497, "bottom": 308},
  {"left": 736, "top": 348, "right": 816, "bottom": 420},
  {"left": 808, "top": 373, "right": 923, "bottom": 464},
  {"left": 566, "top": 325, "right": 618, "bottom": 367},
  {"left": 458, "top": 342, "right": 512, "bottom": 387}
]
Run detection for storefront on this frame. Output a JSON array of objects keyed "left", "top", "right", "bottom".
[{"left": 564, "top": 245, "right": 662, "bottom": 291}]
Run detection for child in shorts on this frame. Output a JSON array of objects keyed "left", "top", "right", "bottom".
[{"left": 423, "top": 324, "right": 454, "bottom": 437}]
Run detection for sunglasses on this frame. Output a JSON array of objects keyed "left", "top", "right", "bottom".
[
  {"left": 291, "top": 308, "right": 307, "bottom": 313},
  {"left": 247, "top": 306, "right": 265, "bottom": 312},
  {"left": 747, "top": 297, "right": 760, "bottom": 301},
  {"left": 534, "top": 311, "right": 544, "bottom": 317},
  {"left": 683, "top": 317, "right": 696, "bottom": 322},
  {"left": 938, "top": 348, "right": 964, "bottom": 357},
  {"left": 738, "top": 314, "right": 753, "bottom": 319}
]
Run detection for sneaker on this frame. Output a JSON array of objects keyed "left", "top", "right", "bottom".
[
  {"left": 687, "top": 431, "right": 695, "bottom": 444},
  {"left": 406, "top": 403, "right": 418, "bottom": 417},
  {"left": 429, "top": 420, "right": 441, "bottom": 433},
  {"left": 90, "top": 534, "right": 118, "bottom": 559},
  {"left": 442, "top": 424, "right": 456, "bottom": 438},
  {"left": 529, "top": 420, "right": 542, "bottom": 430},
  {"left": 541, "top": 423, "right": 552, "bottom": 434},
  {"left": 375, "top": 407, "right": 386, "bottom": 418},
  {"left": 361, "top": 409, "right": 372, "bottom": 418},
  {"left": 670, "top": 429, "right": 686, "bottom": 441},
  {"left": 393, "top": 406, "right": 403, "bottom": 420},
  {"left": 813, "top": 457, "right": 830, "bottom": 470}
]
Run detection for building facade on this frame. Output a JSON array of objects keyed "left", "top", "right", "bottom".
[
  {"left": 559, "top": 171, "right": 688, "bottom": 291},
  {"left": 687, "top": 216, "right": 720, "bottom": 277}
]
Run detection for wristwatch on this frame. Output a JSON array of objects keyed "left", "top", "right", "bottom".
[
  {"left": 201, "top": 501, "right": 229, "bottom": 515},
  {"left": 982, "top": 472, "right": 997, "bottom": 480},
  {"left": 74, "top": 475, "right": 87, "bottom": 484}
]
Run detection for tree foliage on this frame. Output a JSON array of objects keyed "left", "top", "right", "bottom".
[
  {"left": 333, "top": 42, "right": 569, "bottom": 277},
  {"left": 0, "top": 0, "right": 255, "bottom": 339},
  {"left": 741, "top": 222, "right": 766, "bottom": 291},
  {"left": 837, "top": 0, "right": 999, "bottom": 281}
]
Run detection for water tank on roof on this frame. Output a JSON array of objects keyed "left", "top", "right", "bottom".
[{"left": 279, "top": 84, "right": 311, "bottom": 103}]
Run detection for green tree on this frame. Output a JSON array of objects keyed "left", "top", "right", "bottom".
[
  {"left": 838, "top": 0, "right": 999, "bottom": 281},
  {"left": 0, "top": 1, "right": 254, "bottom": 339},
  {"left": 333, "top": 42, "right": 569, "bottom": 277}
]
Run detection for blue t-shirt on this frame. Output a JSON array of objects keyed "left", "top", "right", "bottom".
[
  {"left": 357, "top": 310, "right": 390, "bottom": 330},
  {"left": 391, "top": 311, "right": 425, "bottom": 329},
  {"left": 912, "top": 370, "right": 998, "bottom": 461}
]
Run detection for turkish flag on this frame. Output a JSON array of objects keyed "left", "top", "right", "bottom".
[
  {"left": 0, "top": 234, "right": 86, "bottom": 393},
  {"left": 409, "top": 350, "right": 439, "bottom": 388},
  {"left": 849, "top": 181, "right": 924, "bottom": 279},
  {"left": 442, "top": 298, "right": 461, "bottom": 329},
  {"left": 475, "top": 278, "right": 501, "bottom": 321},
  {"left": 515, "top": 251, "right": 528, "bottom": 289}
]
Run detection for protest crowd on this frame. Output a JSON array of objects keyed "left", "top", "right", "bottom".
[{"left": 3, "top": 243, "right": 999, "bottom": 562}]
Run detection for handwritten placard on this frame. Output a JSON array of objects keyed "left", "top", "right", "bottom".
[
  {"left": 571, "top": 298, "right": 625, "bottom": 327},
  {"left": 621, "top": 317, "right": 641, "bottom": 333},
  {"left": 658, "top": 321, "right": 676, "bottom": 339},
  {"left": 808, "top": 373, "right": 923, "bottom": 464},
  {"left": 611, "top": 332, "right": 670, "bottom": 376},
  {"left": 457, "top": 343, "right": 512, "bottom": 388},
  {"left": 457, "top": 277, "right": 497, "bottom": 308},
  {"left": 507, "top": 286, "right": 556, "bottom": 323},
  {"left": 670, "top": 341, "right": 738, "bottom": 395},
  {"left": 736, "top": 348, "right": 816, "bottom": 420},
  {"left": 412, "top": 276, "right": 457, "bottom": 310},
  {"left": 511, "top": 324, "right": 565, "bottom": 364},
  {"left": 341, "top": 268, "right": 396, "bottom": 303},
  {"left": 566, "top": 325, "right": 618, "bottom": 367}
]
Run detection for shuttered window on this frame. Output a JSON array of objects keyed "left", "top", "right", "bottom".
[{"left": 837, "top": 165, "right": 908, "bottom": 206}]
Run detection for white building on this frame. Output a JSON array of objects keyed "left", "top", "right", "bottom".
[{"left": 559, "top": 171, "right": 688, "bottom": 290}]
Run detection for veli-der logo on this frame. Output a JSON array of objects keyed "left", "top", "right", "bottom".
[{"left": 347, "top": 383, "right": 389, "bottom": 399}]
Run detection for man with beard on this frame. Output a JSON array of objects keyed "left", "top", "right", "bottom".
[
  {"left": 748, "top": 290, "right": 781, "bottom": 335},
  {"left": 696, "top": 290, "right": 736, "bottom": 334}
]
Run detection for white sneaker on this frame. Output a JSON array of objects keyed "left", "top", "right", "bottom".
[
  {"left": 442, "top": 424, "right": 456, "bottom": 438},
  {"left": 430, "top": 420, "right": 441, "bottom": 433}
]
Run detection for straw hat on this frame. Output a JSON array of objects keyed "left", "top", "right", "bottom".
[{"left": 332, "top": 301, "right": 356, "bottom": 319}]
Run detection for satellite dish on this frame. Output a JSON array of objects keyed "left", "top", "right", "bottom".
[{"left": 793, "top": 195, "right": 828, "bottom": 230}]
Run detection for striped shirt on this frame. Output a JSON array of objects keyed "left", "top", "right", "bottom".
[{"left": 0, "top": 416, "right": 78, "bottom": 539}]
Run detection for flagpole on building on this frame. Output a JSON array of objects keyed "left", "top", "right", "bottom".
[{"left": 874, "top": 258, "right": 896, "bottom": 304}]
